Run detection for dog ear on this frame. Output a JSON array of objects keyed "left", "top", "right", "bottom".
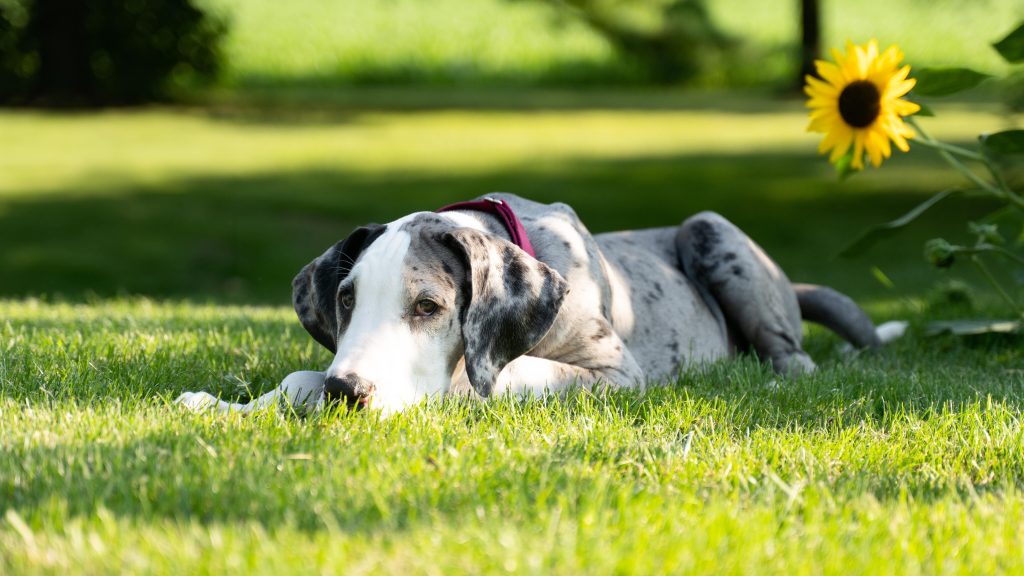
[
  {"left": 292, "top": 224, "right": 386, "bottom": 352},
  {"left": 443, "top": 228, "right": 568, "bottom": 397}
]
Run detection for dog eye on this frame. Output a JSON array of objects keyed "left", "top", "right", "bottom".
[
  {"left": 340, "top": 290, "right": 354, "bottom": 310},
  {"left": 413, "top": 299, "right": 438, "bottom": 317}
]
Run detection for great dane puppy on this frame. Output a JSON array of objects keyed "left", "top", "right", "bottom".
[{"left": 177, "top": 194, "right": 902, "bottom": 416}]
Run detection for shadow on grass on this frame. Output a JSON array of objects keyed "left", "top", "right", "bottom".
[
  {"left": 203, "top": 87, "right": 807, "bottom": 125},
  {"left": 0, "top": 149, "right": 1001, "bottom": 303}
]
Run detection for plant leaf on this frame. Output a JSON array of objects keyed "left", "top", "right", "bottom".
[
  {"left": 871, "top": 266, "right": 895, "bottom": 289},
  {"left": 993, "top": 22, "right": 1024, "bottom": 63},
  {"left": 838, "top": 188, "right": 961, "bottom": 258},
  {"left": 913, "top": 68, "right": 992, "bottom": 97},
  {"left": 980, "top": 130, "right": 1024, "bottom": 155},
  {"left": 925, "top": 319, "right": 1021, "bottom": 336},
  {"left": 910, "top": 101, "right": 935, "bottom": 117},
  {"left": 834, "top": 148, "right": 856, "bottom": 181}
]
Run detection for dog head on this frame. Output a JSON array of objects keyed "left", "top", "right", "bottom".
[{"left": 292, "top": 213, "right": 568, "bottom": 414}]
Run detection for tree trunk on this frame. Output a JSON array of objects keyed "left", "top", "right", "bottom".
[
  {"left": 31, "top": 0, "right": 94, "bottom": 106},
  {"left": 799, "top": 0, "right": 821, "bottom": 86}
]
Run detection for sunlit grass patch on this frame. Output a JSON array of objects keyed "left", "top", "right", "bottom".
[
  {"left": 2, "top": 298, "right": 1023, "bottom": 574},
  {"left": 204, "top": 0, "right": 1023, "bottom": 88}
]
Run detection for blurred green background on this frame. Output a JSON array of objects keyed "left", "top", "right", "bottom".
[{"left": 1, "top": 0, "right": 1021, "bottom": 304}]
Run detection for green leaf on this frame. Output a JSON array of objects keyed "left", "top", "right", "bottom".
[
  {"left": 911, "top": 101, "right": 935, "bottom": 117},
  {"left": 993, "top": 22, "right": 1024, "bottom": 63},
  {"left": 925, "top": 319, "right": 1021, "bottom": 337},
  {"left": 980, "top": 130, "right": 1024, "bottom": 155},
  {"left": 913, "top": 68, "right": 992, "bottom": 97},
  {"left": 838, "top": 188, "right": 961, "bottom": 258},
  {"left": 834, "top": 148, "right": 856, "bottom": 181},
  {"left": 871, "top": 266, "right": 895, "bottom": 289},
  {"left": 968, "top": 221, "right": 1004, "bottom": 245}
]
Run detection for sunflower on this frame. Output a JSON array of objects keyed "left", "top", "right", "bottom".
[{"left": 805, "top": 39, "right": 920, "bottom": 170}]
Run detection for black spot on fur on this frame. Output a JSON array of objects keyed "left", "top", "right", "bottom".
[
  {"left": 689, "top": 219, "right": 720, "bottom": 258},
  {"left": 503, "top": 248, "right": 527, "bottom": 293},
  {"left": 293, "top": 223, "right": 387, "bottom": 352},
  {"left": 723, "top": 252, "right": 737, "bottom": 262},
  {"left": 443, "top": 227, "right": 568, "bottom": 397},
  {"left": 731, "top": 265, "right": 745, "bottom": 278}
]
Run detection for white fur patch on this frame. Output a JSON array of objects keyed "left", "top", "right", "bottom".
[
  {"left": 438, "top": 211, "right": 489, "bottom": 232},
  {"left": 493, "top": 355, "right": 567, "bottom": 396},
  {"left": 325, "top": 213, "right": 453, "bottom": 415},
  {"left": 875, "top": 320, "right": 909, "bottom": 344},
  {"left": 838, "top": 320, "right": 909, "bottom": 355}
]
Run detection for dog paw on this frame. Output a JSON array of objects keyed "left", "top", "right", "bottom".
[{"left": 175, "top": 391, "right": 220, "bottom": 412}]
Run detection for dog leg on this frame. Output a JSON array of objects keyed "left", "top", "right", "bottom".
[
  {"left": 175, "top": 370, "right": 326, "bottom": 415},
  {"left": 676, "top": 211, "right": 814, "bottom": 376},
  {"left": 491, "top": 352, "right": 644, "bottom": 397}
]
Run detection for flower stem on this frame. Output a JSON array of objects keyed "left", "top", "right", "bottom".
[
  {"left": 969, "top": 255, "right": 1024, "bottom": 318},
  {"left": 910, "top": 137, "right": 986, "bottom": 161},
  {"left": 908, "top": 118, "right": 1000, "bottom": 193},
  {"left": 957, "top": 244, "right": 1024, "bottom": 267},
  {"left": 908, "top": 117, "right": 1024, "bottom": 212}
]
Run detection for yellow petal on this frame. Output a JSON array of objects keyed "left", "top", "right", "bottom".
[
  {"left": 874, "top": 125, "right": 893, "bottom": 158},
  {"left": 831, "top": 47, "right": 848, "bottom": 69},
  {"left": 808, "top": 112, "right": 840, "bottom": 132},
  {"left": 806, "top": 102, "right": 839, "bottom": 114},
  {"left": 852, "top": 43, "right": 870, "bottom": 78},
  {"left": 875, "top": 45, "right": 903, "bottom": 74},
  {"left": 866, "top": 129, "right": 886, "bottom": 167},
  {"left": 883, "top": 67, "right": 915, "bottom": 98},
  {"left": 815, "top": 60, "right": 846, "bottom": 87},
  {"left": 891, "top": 99, "right": 920, "bottom": 116},
  {"left": 805, "top": 75, "right": 839, "bottom": 97},
  {"left": 823, "top": 125, "right": 854, "bottom": 160},
  {"left": 851, "top": 132, "right": 866, "bottom": 170},
  {"left": 866, "top": 39, "right": 879, "bottom": 62},
  {"left": 886, "top": 122, "right": 911, "bottom": 152}
]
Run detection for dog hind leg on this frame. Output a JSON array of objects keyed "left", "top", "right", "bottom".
[{"left": 675, "top": 211, "right": 814, "bottom": 376}]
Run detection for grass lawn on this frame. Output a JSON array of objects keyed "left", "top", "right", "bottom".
[
  {"left": 204, "top": 0, "right": 1024, "bottom": 88},
  {"left": 0, "top": 94, "right": 1015, "bottom": 301},
  {"left": 2, "top": 298, "right": 1023, "bottom": 574},
  {"left": 2, "top": 91, "right": 1023, "bottom": 573}
]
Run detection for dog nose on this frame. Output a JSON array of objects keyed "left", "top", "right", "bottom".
[{"left": 324, "top": 374, "right": 375, "bottom": 408}]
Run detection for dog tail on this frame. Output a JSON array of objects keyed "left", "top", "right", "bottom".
[{"left": 793, "top": 283, "right": 907, "bottom": 348}]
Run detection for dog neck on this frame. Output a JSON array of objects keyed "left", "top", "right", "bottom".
[{"left": 435, "top": 197, "right": 535, "bottom": 257}]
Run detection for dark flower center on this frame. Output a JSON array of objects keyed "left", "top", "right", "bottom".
[{"left": 838, "top": 80, "right": 881, "bottom": 128}]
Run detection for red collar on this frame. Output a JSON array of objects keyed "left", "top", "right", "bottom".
[{"left": 436, "top": 198, "right": 536, "bottom": 258}]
